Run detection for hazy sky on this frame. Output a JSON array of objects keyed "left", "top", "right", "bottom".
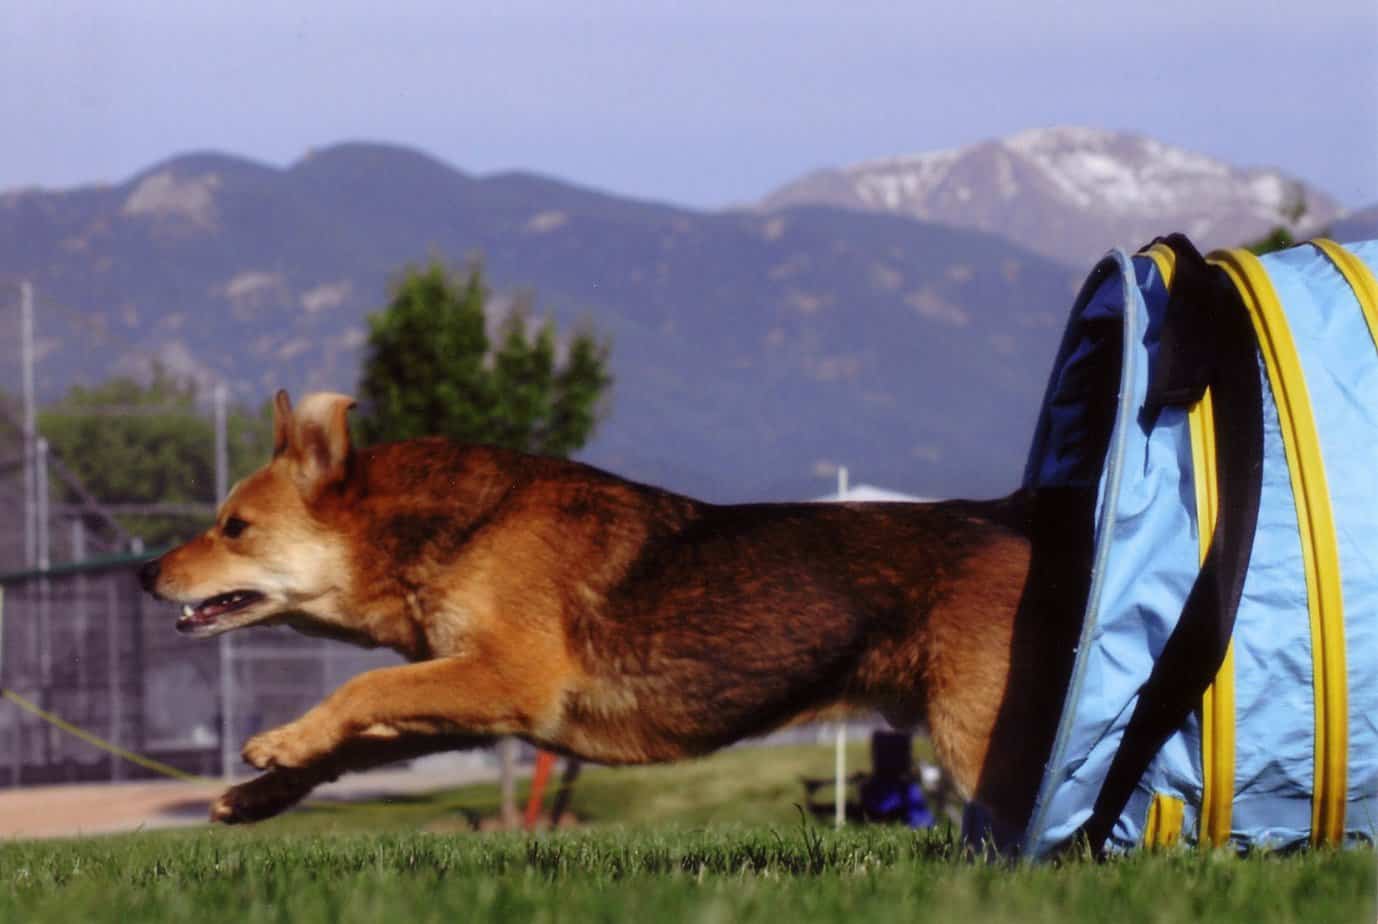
[{"left": 4, "top": 0, "right": 1377, "bottom": 209}]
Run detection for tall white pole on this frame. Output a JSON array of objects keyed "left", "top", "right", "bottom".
[
  {"left": 36, "top": 437, "right": 54, "bottom": 761},
  {"left": 499, "top": 737, "right": 519, "bottom": 828},
  {"left": 214, "top": 384, "right": 228, "bottom": 501},
  {"left": 72, "top": 519, "right": 89, "bottom": 726},
  {"left": 106, "top": 581, "right": 122, "bottom": 781},
  {"left": 20, "top": 282, "right": 36, "bottom": 569},
  {"left": 834, "top": 465, "right": 849, "bottom": 829},
  {"left": 213, "top": 384, "right": 236, "bottom": 780},
  {"left": 36, "top": 438, "right": 49, "bottom": 573}
]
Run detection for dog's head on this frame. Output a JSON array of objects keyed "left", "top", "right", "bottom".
[{"left": 140, "top": 390, "right": 358, "bottom": 639}]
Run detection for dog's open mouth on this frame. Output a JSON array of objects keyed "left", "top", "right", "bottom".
[{"left": 177, "top": 591, "right": 266, "bottom": 634}]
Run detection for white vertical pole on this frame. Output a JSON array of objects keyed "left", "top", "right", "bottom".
[
  {"left": 499, "top": 737, "right": 519, "bottom": 828},
  {"left": 106, "top": 580, "right": 122, "bottom": 781},
  {"left": 1, "top": 587, "right": 16, "bottom": 787},
  {"left": 20, "top": 282, "right": 36, "bottom": 569},
  {"left": 214, "top": 384, "right": 229, "bottom": 500},
  {"left": 834, "top": 465, "right": 848, "bottom": 829},
  {"left": 36, "top": 438, "right": 49, "bottom": 572},
  {"left": 834, "top": 724, "right": 846, "bottom": 829},
  {"left": 213, "top": 384, "right": 235, "bottom": 780},
  {"left": 0, "top": 586, "right": 8, "bottom": 786},
  {"left": 36, "top": 438, "right": 53, "bottom": 762},
  {"left": 72, "top": 519, "right": 88, "bottom": 726}
]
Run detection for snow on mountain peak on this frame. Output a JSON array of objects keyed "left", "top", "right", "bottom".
[
  {"left": 1004, "top": 127, "right": 1240, "bottom": 213},
  {"left": 1007, "top": 125, "right": 1120, "bottom": 153},
  {"left": 760, "top": 127, "right": 1339, "bottom": 265}
]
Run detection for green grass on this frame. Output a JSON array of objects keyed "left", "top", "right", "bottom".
[
  {"left": 2, "top": 827, "right": 1372, "bottom": 924},
  {"left": 1, "top": 744, "right": 1374, "bottom": 923}
]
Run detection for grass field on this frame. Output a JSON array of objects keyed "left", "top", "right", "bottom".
[{"left": 2, "top": 744, "right": 1374, "bottom": 923}]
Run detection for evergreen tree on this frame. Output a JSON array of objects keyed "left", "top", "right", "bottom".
[{"left": 357, "top": 261, "right": 612, "bottom": 455}]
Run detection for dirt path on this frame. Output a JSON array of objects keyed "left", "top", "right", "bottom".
[
  {"left": 0, "top": 779, "right": 220, "bottom": 839},
  {"left": 0, "top": 757, "right": 501, "bottom": 840}
]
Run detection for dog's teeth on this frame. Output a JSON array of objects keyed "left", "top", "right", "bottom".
[{"left": 182, "top": 604, "right": 195, "bottom": 619}]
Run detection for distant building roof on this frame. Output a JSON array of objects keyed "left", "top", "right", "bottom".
[{"left": 812, "top": 484, "right": 935, "bottom": 503}]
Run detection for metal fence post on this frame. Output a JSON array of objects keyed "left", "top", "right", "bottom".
[
  {"left": 0, "top": 586, "right": 12, "bottom": 787},
  {"left": 106, "top": 579, "right": 122, "bottom": 782},
  {"left": 213, "top": 383, "right": 236, "bottom": 781},
  {"left": 21, "top": 281, "right": 36, "bottom": 570},
  {"left": 72, "top": 520, "right": 88, "bottom": 742},
  {"left": 499, "top": 737, "right": 519, "bottom": 828},
  {"left": 36, "top": 439, "right": 53, "bottom": 766},
  {"left": 130, "top": 573, "right": 146, "bottom": 756},
  {"left": 834, "top": 466, "right": 849, "bottom": 830}
]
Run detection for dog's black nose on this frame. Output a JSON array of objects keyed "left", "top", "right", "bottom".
[{"left": 138, "top": 558, "right": 162, "bottom": 594}]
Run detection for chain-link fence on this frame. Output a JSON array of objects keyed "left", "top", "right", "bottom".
[
  {"left": 0, "top": 557, "right": 397, "bottom": 786},
  {"left": 0, "top": 279, "right": 400, "bottom": 787}
]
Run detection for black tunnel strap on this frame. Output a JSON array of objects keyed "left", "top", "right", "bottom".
[{"left": 1075, "top": 234, "right": 1264, "bottom": 856}]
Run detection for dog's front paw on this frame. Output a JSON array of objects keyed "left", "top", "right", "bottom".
[
  {"left": 211, "top": 770, "right": 316, "bottom": 824},
  {"left": 242, "top": 722, "right": 328, "bottom": 770}
]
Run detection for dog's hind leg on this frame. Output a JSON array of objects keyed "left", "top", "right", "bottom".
[
  {"left": 211, "top": 731, "right": 494, "bottom": 823},
  {"left": 240, "top": 657, "right": 563, "bottom": 773}
]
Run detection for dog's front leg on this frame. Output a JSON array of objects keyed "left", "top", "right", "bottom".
[
  {"left": 210, "top": 767, "right": 323, "bottom": 824},
  {"left": 242, "top": 656, "right": 556, "bottom": 772},
  {"left": 212, "top": 731, "right": 494, "bottom": 823}
]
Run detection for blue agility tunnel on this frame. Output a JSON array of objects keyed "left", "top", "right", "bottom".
[{"left": 1019, "top": 235, "right": 1378, "bottom": 857}]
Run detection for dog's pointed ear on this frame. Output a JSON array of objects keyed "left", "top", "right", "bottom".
[
  {"left": 285, "top": 392, "right": 357, "bottom": 496},
  {"left": 272, "top": 389, "right": 294, "bottom": 458}
]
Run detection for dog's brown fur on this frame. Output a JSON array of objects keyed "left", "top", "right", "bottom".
[{"left": 145, "top": 391, "right": 1062, "bottom": 830}]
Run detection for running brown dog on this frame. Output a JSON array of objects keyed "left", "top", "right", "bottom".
[{"left": 140, "top": 390, "right": 1064, "bottom": 832}]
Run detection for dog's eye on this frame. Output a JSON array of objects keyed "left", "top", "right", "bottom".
[{"left": 223, "top": 516, "right": 250, "bottom": 539}]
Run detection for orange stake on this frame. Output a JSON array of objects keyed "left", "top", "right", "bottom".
[{"left": 524, "top": 750, "right": 557, "bottom": 830}]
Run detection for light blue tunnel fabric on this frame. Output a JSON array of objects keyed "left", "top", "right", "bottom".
[{"left": 1019, "top": 239, "right": 1378, "bottom": 857}]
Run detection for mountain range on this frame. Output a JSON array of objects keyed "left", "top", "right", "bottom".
[
  {"left": 1, "top": 129, "right": 1368, "bottom": 503},
  {"left": 760, "top": 127, "right": 1345, "bottom": 266},
  {"left": 1332, "top": 204, "right": 1378, "bottom": 243}
]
